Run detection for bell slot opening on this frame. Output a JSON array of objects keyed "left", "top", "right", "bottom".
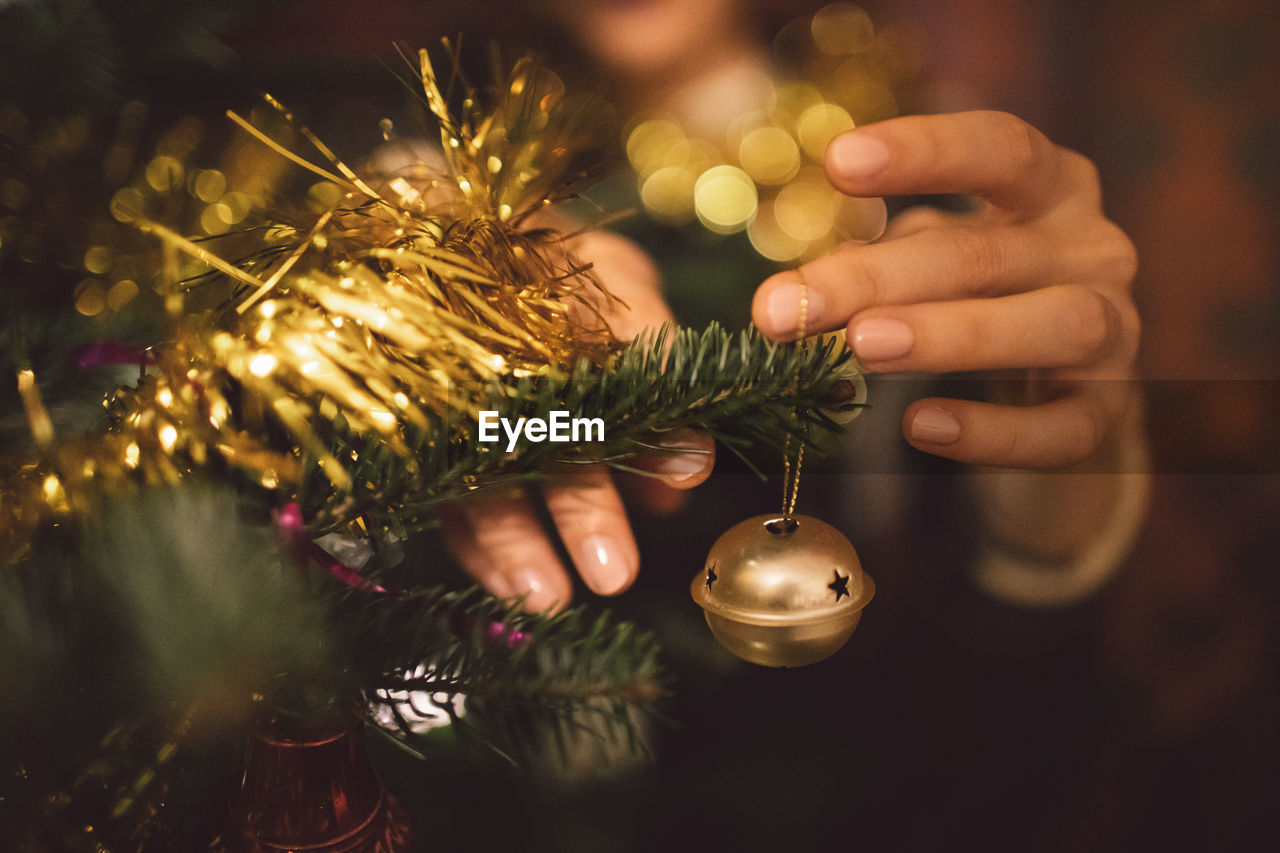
[{"left": 764, "top": 517, "right": 799, "bottom": 536}]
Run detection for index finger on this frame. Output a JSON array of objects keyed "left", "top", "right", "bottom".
[
  {"left": 439, "top": 488, "right": 573, "bottom": 613},
  {"left": 824, "top": 111, "right": 1087, "bottom": 215},
  {"left": 541, "top": 466, "right": 640, "bottom": 597}
]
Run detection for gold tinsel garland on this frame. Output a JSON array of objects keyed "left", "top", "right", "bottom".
[{"left": 2, "top": 47, "right": 620, "bottom": 560}]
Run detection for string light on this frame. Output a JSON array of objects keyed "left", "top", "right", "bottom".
[{"left": 624, "top": 2, "right": 901, "bottom": 261}]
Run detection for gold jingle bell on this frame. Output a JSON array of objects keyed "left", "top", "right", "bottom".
[{"left": 690, "top": 514, "right": 874, "bottom": 667}]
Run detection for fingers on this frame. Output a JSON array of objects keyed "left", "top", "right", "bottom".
[
  {"left": 439, "top": 463, "right": 654, "bottom": 609},
  {"left": 824, "top": 111, "right": 1090, "bottom": 215},
  {"left": 848, "top": 285, "right": 1123, "bottom": 373},
  {"left": 612, "top": 428, "right": 715, "bottom": 517},
  {"left": 753, "top": 222, "right": 1060, "bottom": 339},
  {"left": 541, "top": 467, "right": 640, "bottom": 597},
  {"left": 436, "top": 227, "right": 700, "bottom": 608},
  {"left": 628, "top": 429, "right": 716, "bottom": 490},
  {"left": 880, "top": 204, "right": 960, "bottom": 239},
  {"left": 537, "top": 432, "right": 714, "bottom": 594},
  {"left": 903, "top": 385, "right": 1131, "bottom": 468},
  {"left": 616, "top": 476, "right": 692, "bottom": 517},
  {"left": 440, "top": 429, "right": 712, "bottom": 608},
  {"left": 752, "top": 109, "right": 1141, "bottom": 471},
  {"left": 439, "top": 489, "right": 573, "bottom": 613}
]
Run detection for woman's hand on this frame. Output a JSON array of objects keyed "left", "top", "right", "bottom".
[
  {"left": 440, "top": 230, "right": 714, "bottom": 611},
  {"left": 753, "top": 110, "right": 1140, "bottom": 469}
]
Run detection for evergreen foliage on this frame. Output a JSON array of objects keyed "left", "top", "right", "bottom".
[{"left": 0, "top": 21, "right": 864, "bottom": 849}]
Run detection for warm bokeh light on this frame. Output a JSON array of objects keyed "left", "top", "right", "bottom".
[
  {"left": 748, "top": 202, "right": 808, "bottom": 262},
  {"left": 641, "top": 165, "right": 697, "bottom": 222},
  {"left": 796, "top": 103, "right": 855, "bottom": 161},
  {"left": 623, "top": 4, "right": 899, "bottom": 259},
  {"left": 739, "top": 126, "right": 801, "bottom": 185},
  {"left": 775, "top": 175, "right": 839, "bottom": 243},
  {"left": 192, "top": 169, "right": 226, "bottom": 203},
  {"left": 694, "top": 165, "right": 758, "bottom": 234},
  {"left": 811, "top": 2, "right": 876, "bottom": 55},
  {"left": 74, "top": 278, "right": 107, "bottom": 316}
]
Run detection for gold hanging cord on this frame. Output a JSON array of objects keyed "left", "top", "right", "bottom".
[{"left": 781, "top": 270, "right": 809, "bottom": 520}]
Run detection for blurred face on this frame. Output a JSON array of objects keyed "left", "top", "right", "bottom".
[{"left": 544, "top": 0, "right": 751, "bottom": 79}]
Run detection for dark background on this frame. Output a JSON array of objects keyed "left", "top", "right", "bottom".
[{"left": 2, "top": 1, "right": 1277, "bottom": 850}]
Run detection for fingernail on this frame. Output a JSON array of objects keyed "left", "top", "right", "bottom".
[
  {"left": 486, "top": 572, "right": 514, "bottom": 598},
  {"left": 909, "top": 407, "right": 961, "bottom": 445},
  {"left": 577, "top": 535, "right": 633, "bottom": 595},
  {"left": 765, "top": 281, "right": 823, "bottom": 338},
  {"left": 510, "top": 568, "right": 560, "bottom": 612},
  {"left": 853, "top": 317, "right": 914, "bottom": 361},
  {"left": 653, "top": 450, "right": 709, "bottom": 481},
  {"left": 828, "top": 132, "right": 891, "bottom": 178}
]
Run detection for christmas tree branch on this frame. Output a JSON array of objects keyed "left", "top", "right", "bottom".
[
  {"left": 333, "top": 581, "right": 666, "bottom": 765},
  {"left": 305, "top": 323, "right": 860, "bottom": 533}
]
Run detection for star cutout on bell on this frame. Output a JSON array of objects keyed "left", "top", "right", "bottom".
[
  {"left": 828, "top": 569, "right": 850, "bottom": 602},
  {"left": 706, "top": 563, "right": 718, "bottom": 590}
]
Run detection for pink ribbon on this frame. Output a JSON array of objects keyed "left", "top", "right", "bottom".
[
  {"left": 75, "top": 342, "right": 156, "bottom": 375},
  {"left": 272, "top": 502, "right": 391, "bottom": 594}
]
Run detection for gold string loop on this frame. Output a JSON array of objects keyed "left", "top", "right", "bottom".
[{"left": 781, "top": 270, "right": 808, "bottom": 520}]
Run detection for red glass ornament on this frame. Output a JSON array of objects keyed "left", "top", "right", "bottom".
[{"left": 224, "top": 700, "right": 414, "bottom": 852}]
